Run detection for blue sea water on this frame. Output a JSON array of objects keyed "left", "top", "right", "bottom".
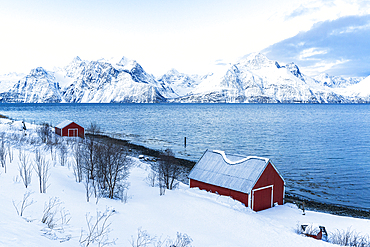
[{"left": 0, "top": 103, "right": 369, "bottom": 209}]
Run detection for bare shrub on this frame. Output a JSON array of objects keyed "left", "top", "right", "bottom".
[
  {"left": 168, "top": 232, "right": 193, "bottom": 247},
  {"left": 0, "top": 133, "right": 7, "bottom": 173},
  {"left": 145, "top": 171, "right": 157, "bottom": 187},
  {"left": 18, "top": 150, "right": 32, "bottom": 188},
  {"left": 130, "top": 228, "right": 193, "bottom": 247},
  {"left": 12, "top": 191, "right": 36, "bottom": 217},
  {"left": 94, "top": 143, "right": 131, "bottom": 199},
  {"left": 130, "top": 228, "right": 155, "bottom": 247},
  {"left": 34, "top": 148, "right": 50, "bottom": 193},
  {"left": 151, "top": 149, "right": 180, "bottom": 191},
  {"left": 86, "top": 122, "right": 101, "bottom": 136},
  {"left": 84, "top": 175, "right": 94, "bottom": 203},
  {"left": 83, "top": 136, "right": 98, "bottom": 198},
  {"left": 58, "top": 143, "right": 68, "bottom": 166},
  {"left": 72, "top": 141, "right": 83, "bottom": 182},
  {"left": 41, "top": 197, "right": 71, "bottom": 231},
  {"left": 330, "top": 227, "right": 370, "bottom": 247},
  {"left": 37, "top": 122, "right": 52, "bottom": 143},
  {"left": 79, "top": 208, "right": 116, "bottom": 247},
  {"left": 8, "top": 144, "right": 13, "bottom": 163}
]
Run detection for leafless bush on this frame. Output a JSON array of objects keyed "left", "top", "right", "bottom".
[
  {"left": 159, "top": 180, "right": 166, "bottom": 196},
  {"left": 330, "top": 227, "right": 370, "bottom": 247},
  {"left": 37, "top": 122, "right": 52, "bottom": 143},
  {"left": 94, "top": 143, "right": 131, "bottom": 199},
  {"left": 83, "top": 137, "right": 98, "bottom": 198},
  {"left": 151, "top": 149, "right": 180, "bottom": 191},
  {"left": 45, "top": 134, "right": 61, "bottom": 162},
  {"left": 12, "top": 191, "right": 36, "bottom": 217},
  {"left": 130, "top": 228, "right": 155, "bottom": 247},
  {"left": 8, "top": 144, "right": 13, "bottom": 163},
  {"left": 0, "top": 133, "right": 7, "bottom": 173},
  {"left": 18, "top": 150, "right": 32, "bottom": 188},
  {"left": 130, "top": 228, "right": 193, "bottom": 247},
  {"left": 34, "top": 148, "right": 50, "bottom": 193},
  {"left": 168, "top": 232, "right": 193, "bottom": 247},
  {"left": 145, "top": 171, "right": 157, "bottom": 187},
  {"left": 41, "top": 197, "right": 71, "bottom": 231},
  {"left": 84, "top": 176, "right": 94, "bottom": 203},
  {"left": 72, "top": 141, "right": 83, "bottom": 183},
  {"left": 79, "top": 208, "right": 116, "bottom": 247},
  {"left": 86, "top": 122, "right": 101, "bottom": 136},
  {"left": 58, "top": 143, "right": 68, "bottom": 166}
]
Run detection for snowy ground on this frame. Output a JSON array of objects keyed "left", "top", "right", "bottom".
[{"left": 0, "top": 118, "right": 370, "bottom": 247}]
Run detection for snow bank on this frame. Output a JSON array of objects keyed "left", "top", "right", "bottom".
[{"left": 0, "top": 120, "right": 369, "bottom": 246}]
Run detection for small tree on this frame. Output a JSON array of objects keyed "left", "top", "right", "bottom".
[
  {"left": 79, "top": 208, "right": 116, "bottom": 247},
  {"left": 151, "top": 149, "right": 181, "bottom": 190},
  {"left": 0, "top": 133, "right": 7, "bottom": 173},
  {"left": 95, "top": 143, "right": 131, "bottom": 199},
  {"left": 8, "top": 144, "right": 13, "bottom": 163},
  {"left": 37, "top": 123, "right": 52, "bottom": 143},
  {"left": 58, "top": 143, "right": 68, "bottom": 166},
  {"left": 41, "top": 197, "right": 71, "bottom": 231},
  {"left": 72, "top": 141, "right": 83, "bottom": 183},
  {"left": 12, "top": 191, "right": 36, "bottom": 217},
  {"left": 18, "top": 150, "right": 32, "bottom": 188},
  {"left": 34, "top": 148, "right": 50, "bottom": 193}
]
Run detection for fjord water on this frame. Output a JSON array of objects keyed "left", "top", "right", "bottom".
[{"left": 1, "top": 103, "right": 369, "bottom": 209}]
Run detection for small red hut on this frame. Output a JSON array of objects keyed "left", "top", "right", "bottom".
[
  {"left": 188, "top": 150, "right": 285, "bottom": 211},
  {"left": 55, "top": 120, "right": 84, "bottom": 138}
]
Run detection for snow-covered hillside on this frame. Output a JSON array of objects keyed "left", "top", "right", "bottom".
[
  {"left": 1, "top": 119, "right": 370, "bottom": 246},
  {"left": 0, "top": 54, "right": 369, "bottom": 103}
]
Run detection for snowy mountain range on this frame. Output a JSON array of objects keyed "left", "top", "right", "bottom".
[{"left": 0, "top": 53, "right": 368, "bottom": 103}]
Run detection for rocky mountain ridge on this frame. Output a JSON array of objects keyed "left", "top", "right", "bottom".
[{"left": 0, "top": 53, "right": 368, "bottom": 103}]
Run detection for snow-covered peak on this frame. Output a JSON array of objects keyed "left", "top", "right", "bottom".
[
  {"left": 313, "top": 73, "right": 363, "bottom": 88},
  {"left": 336, "top": 75, "right": 370, "bottom": 98},
  {"left": 239, "top": 53, "right": 279, "bottom": 70},
  {"left": 116, "top": 56, "right": 137, "bottom": 71},
  {"left": 283, "top": 62, "right": 304, "bottom": 80},
  {"left": 72, "top": 56, "right": 82, "bottom": 63},
  {"left": 166, "top": 68, "right": 180, "bottom": 76},
  {"left": 29, "top": 67, "right": 48, "bottom": 77}
]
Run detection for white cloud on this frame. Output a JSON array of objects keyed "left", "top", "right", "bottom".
[
  {"left": 298, "top": 48, "right": 328, "bottom": 60},
  {"left": 302, "top": 59, "right": 350, "bottom": 75}
]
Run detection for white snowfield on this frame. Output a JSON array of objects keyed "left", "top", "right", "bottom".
[{"left": 0, "top": 119, "right": 369, "bottom": 247}]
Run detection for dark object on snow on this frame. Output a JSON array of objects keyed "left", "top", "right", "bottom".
[{"left": 301, "top": 225, "right": 328, "bottom": 241}]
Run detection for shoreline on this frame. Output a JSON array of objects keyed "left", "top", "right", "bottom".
[{"left": 89, "top": 133, "right": 370, "bottom": 219}]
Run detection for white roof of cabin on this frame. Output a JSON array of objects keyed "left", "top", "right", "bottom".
[
  {"left": 55, "top": 120, "right": 74, "bottom": 129},
  {"left": 188, "top": 150, "right": 272, "bottom": 194}
]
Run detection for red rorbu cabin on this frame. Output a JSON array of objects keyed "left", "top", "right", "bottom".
[
  {"left": 188, "top": 149, "right": 285, "bottom": 211},
  {"left": 55, "top": 120, "right": 84, "bottom": 138}
]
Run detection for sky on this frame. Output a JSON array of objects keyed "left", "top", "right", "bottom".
[{"left": 0, "top": 0, "right": 369, "bottom": 77}]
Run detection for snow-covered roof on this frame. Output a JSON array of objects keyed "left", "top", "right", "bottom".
[
  {"left": 55, "top": 120, "right": 74, "bottom": 129},
  {"left": 188, "top": 150, "right": 272, "bottom": 194}
]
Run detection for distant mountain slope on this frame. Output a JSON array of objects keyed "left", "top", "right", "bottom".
[
  {"left": 171, "top": 53, "right": 349, "bottom": 103},
  {"left": 0, "top": 54, "right": 368, "bottom": 103},
  {"left": 0, "top": 67, "right": 62, "bottom": 103}
]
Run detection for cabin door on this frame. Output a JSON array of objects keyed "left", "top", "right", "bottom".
[
  {"left": 68, "top": 128, "right": 78, "bottom": 137},
  {"left": 252, "top": 185, "right": 273, "bottom": 211}
]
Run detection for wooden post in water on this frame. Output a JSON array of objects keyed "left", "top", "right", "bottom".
[{"left": 184, "top": 137, "right": 187, "bottom": 148}]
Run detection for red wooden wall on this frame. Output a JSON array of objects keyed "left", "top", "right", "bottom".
[
  {"left": 252, "top": 162, "right": 284, "bottom": 211},
  {"left": 56, "top": 122, "right": 84, "bottom": 138},
  {"left": 190, "top": 179, "right": 249, "bottom": 207},
  {"left": 190, "top": 162, "right": 284, "bottom": 212}
]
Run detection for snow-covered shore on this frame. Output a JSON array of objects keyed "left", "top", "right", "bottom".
[{"left": 0, "top": 118, "right": 370, "bottom": 246}]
